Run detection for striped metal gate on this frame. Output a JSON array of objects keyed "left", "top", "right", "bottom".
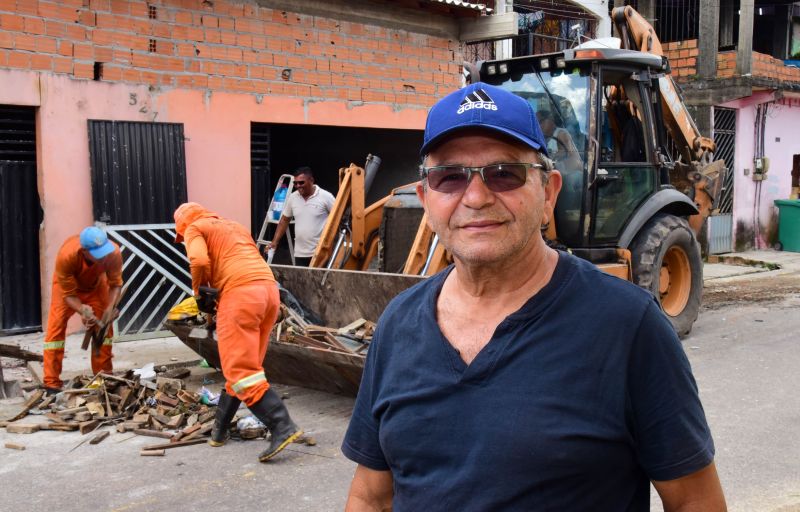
[
  {"left": 105, "top": 224, "right": 191, "bottom": 341},
  {"left": 709, "top": 107, "right": 736, "bottom": 254}
]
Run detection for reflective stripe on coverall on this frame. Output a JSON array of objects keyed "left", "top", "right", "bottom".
[
  {"left": 216, "top": 281, "right": 281, "bottom": 406},
  {"left": 43, "top": 278, "right": 114, "bottom": 389}
]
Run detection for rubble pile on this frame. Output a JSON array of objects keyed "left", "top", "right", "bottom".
[
  {"left": 277, "top": 305, "right": 375, "bottom": 355},
  {"left": 0, "top": 368, "right": 219, "bottom": 455}
]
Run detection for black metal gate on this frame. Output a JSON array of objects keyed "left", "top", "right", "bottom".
[
  {"left": 250, "top": 123, "right": 272, "bottom": 239},
  {"left": 88, "top": 121, "right": 187, "bottom": 224},
  {"left": 0, "top": 106, "right": 42, "bottom": 334}
]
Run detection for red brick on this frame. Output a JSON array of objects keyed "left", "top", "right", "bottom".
[
  {"left": 90, "top": 0, "right": 111, "bottom": 10},
  {"left": 16, "top": 0, "right": 38, "bottom": 15},
  {"left": 0, "top": 31, "right": 12, "bottom": 49},
  {"left": 186, "top": 26, "right": 204, "bottom": 41},
  {"left": 220, "top": 30, "right": 236, "bottom": 45},
  {"left": 0, "top": 14, "right": 25, "bottom": 31},
  {"left": 53, "top": 57, "right": 72, "bottom": 73},
  {"left": 218, "top": 16, "right": 234, "bottom": 31},
  {"left": 14, "top": 33, "right": 36, "bottom": 51},
  {"left": 73, "top": 61, "right": 93, "bottom": 78},
  {"left": 31, "top": 54, "right": 53, "bottom": 70},
  {"left": 45, "top": 21, "right": 67, "bottom": 37},
  {"left": 129, "top": 2, "right": 148, "bottom": 18},
  {"left": 113, "top": 48, "right": 131, "bottom": 64},
  {"left": 64, "top": 24, "right": 86, "bottom": 40},
  {"left": 131, "top": 18, "right": 152, "bottom": 34},
  {"left": 73, "top": 43, "right": 93, "bottom": 59},
  {"left": 153, "top": 23, "right": 170, "bottom": 39},
  {"left": 100, "top": 64, "right": 123, "bottom": 80},
  {"left": 204, "top": 29, "right": 220, "bottom": 44},
  {"left": 78, "top": 10, "right": 97, "bottom": 26},
  {"left": 110, "top": 0, "right": 129, "bottom": 15},
  {"left": 7, "top": 50, "right": 31, "bottom": 68},
  {"left": 174, "top": 11, "right": 192, "bottom": 25},
  {"left": 57, "top": 40, "right": 73, "bottom": 55},
  {"left": 95, "top": 45, "right": 113, "bottom": 61},
  {"left": 35, "top": 36, "right": 58, "bottom": 53},
  {"left": 201, "top": 15, "right": 218, "bottom": 28},
  {"left": 122, "top": 67, "right": 141, "bottom": 82}
]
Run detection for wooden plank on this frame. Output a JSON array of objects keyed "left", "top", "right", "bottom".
[
  {"left": 6, "top": 389, "right": 44, "bottom": 422},
  {"left": 166, "top": 414, "right": 184, "bottom": 429},
  {"left": 140, "top": 449, "right": 165, "bottom": 456},
  {"left": 183, "top": 420, "right": 213, "bottom": 441},
  {"left": 155, "top": 392, "right": 179, "bottom": 408},
  {"left": 6, "top": 423, "right": 40, "bottom": 434},
  {"left": 40, "top": 422, "right": 79, "bottom": 431},
  {"left": 89, "top": 431, "right": 110, "bottom": 445},
  {"left": 143, "top": 438, "right": 207, "bottom": 450},
  {"left": 323, "top": 333, "right": 353, "bottom": 353},
  {"left": 57, "top": 405, "right": 88, "bottom": 416},
  {"left": 79, "top": 419, "right": 100, "bottom": 435},
  {"left": 0, "top": 343, "right": 44, "bottom": 361},
  {"left": 133, "top": 429, "right": 173, "bottom": 439},
  {"left": 5, "top": 442, "right": 26, "bottom": 450}
]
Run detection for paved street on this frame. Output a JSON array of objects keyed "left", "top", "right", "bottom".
[{"left": 2, "top": 265, "right": 799, "bottom": 511}]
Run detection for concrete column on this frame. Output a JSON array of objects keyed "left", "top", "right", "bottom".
[
  {"left": 690, "top": 104, "right": 714, "bottom": 137},
  {"left": 736, "top": 0, "right": 754, "bottom": 75},
  {"left": 698, "top": 0, "right": 720, "bottom": 78}
]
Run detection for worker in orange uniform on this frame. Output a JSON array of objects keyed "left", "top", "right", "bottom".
[
  {"left": 173, "top": 202, "right": 303, "bottom": 462},
  {"left": 43, "top": 226, "right": 123, "bottom": 394}
]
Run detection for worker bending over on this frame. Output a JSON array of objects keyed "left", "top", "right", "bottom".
[
  {"left": 174, "top": 202, "right": 303, "bottom": 462},
  {"left": 43, "top": 226, "right": 123, "bottom": 393}
]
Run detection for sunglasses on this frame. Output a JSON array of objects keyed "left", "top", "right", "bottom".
[{"left": 421, "top": 163, "right": 545, "bottom": 193}]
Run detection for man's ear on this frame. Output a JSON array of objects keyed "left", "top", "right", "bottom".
[
  {"left": 543, "top": 170, "right": 562, "bottom": 225},
  {"left": 415, "top": 181, "right": 428, "bottom": 215}
]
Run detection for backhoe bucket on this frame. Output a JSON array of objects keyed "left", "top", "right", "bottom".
[{"left": 166, "top": 266, "right": 424, "bottom": 395}]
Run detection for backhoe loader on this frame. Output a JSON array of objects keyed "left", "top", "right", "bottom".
[
  {"left": 278, "top": 5, "right": 724, "bottom": 338},
  {"left": 169, "top": 7, "right": 725, "bottom": 395}
]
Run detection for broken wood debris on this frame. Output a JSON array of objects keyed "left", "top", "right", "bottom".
[
  {"left": 5, "top": 442, "right": 26, "bottom": 450},
  {"left": 1, "top": 369, "right": 215, "bottom": 453},
  {"left": 277, "top": 309, "right": 375, "bottom": 356}
]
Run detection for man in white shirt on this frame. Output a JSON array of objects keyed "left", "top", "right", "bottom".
[{"left": 265, "top": 167, "right": 335, "bottom": 266}]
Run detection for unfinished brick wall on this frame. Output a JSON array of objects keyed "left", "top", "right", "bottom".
[
  {"left": 662, "top": 39, "right": 800, "bottom": 86},
  {"left": 0, "top": 0, "right": 463, "bottom": 106}
]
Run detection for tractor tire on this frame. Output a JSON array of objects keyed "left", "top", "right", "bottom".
[{"left": 629, "top": 213, "right": 703, "bottom": 338}]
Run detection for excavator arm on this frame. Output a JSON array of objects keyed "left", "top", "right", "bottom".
[{"left": 612, "top": 6, "right": 725, "bottom": 232}]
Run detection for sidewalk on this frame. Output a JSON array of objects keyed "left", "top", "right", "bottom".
[{"left": 704, "top": 249, "right": 800, "bottom": 282}]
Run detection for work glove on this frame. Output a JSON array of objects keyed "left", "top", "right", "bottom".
[
  {"left": 196, "top": 286, "right": 219, "bottom": 315},
  {"left": 100, "top": 307, "right": 119, "bottom": 325}
]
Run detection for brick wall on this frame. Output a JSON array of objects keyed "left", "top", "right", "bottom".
[
  {"left": 662, "top": 39, "right": 800, "bottom": 86},
  {"left": 0, "top": 0, "right": 462, "bottom": 106},
  {"left": 662, "top": 39, "right": 697, "bottom": 78}
]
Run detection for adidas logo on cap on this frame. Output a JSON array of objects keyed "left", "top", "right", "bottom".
[{"left": 457, "top": 89, "right": 498, "bottom": 114}]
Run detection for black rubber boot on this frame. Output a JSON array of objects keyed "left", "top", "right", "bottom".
[
  {"left": 248, "top": 388, "right": 303, "bottom": 462},
  {"left": 208, "top": 390, "right": 241, "bottom": 447}
]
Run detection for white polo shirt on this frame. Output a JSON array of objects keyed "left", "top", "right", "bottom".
[{"left": 282, "top": 185, "right": 335, "bottom": 257}]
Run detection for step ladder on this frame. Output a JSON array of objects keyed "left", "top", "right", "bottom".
[{"left": 255, "top": 174, "right": 295, "bottom": 265}]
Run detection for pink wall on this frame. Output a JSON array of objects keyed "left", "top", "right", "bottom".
[
  {"left": 0, "top": 68, "right": 428, "bottom": 329},
  {"left": 719, "top": 93, "right": 800, "bottom": 249}
]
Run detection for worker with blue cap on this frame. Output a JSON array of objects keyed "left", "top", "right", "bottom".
[{"left": 42, "top": 226, "right": 123, "bottom": 393}]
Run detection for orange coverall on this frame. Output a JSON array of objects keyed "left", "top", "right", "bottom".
[
  {"left": 43, "top": 236, "right": 123, "bottom": 389},
  {"left": 179, "top": 205, "right": 279, "bottom": 406}
]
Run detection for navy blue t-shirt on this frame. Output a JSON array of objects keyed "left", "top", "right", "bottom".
[{"left": 342, "top": 252, "right": 714, "bottom": 511}]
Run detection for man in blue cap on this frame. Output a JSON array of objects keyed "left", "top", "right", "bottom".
[
  {"left": 42, "top": 226, "right": 123, "bottom": 393},
  {"left": 341, "top": 83, "right": 725, "bottom": 510}
]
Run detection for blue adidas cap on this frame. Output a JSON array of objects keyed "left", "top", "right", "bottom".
[
  {"left": 420, "top": 82, "right": 548, "bottom": 157},
  {"left": 79, "top": 226, "right": 115, "bottom": 260}
]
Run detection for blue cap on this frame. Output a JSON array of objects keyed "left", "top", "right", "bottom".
[
  {"left": 79, "top": 226, "right": 115, "bottom": 260},
  {"left": 420, "top": 82, "right": 548, "bottom": 157}
]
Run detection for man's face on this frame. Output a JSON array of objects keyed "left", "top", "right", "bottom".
[
  {"left": 538, "top": 116, "right": 555, "bottom": 137},
  {"left": 416, "top": 131, "right": 561, "bottom": 266},
  {"left": 294, "top": 173, "right": 314, "bottom": 197}
]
